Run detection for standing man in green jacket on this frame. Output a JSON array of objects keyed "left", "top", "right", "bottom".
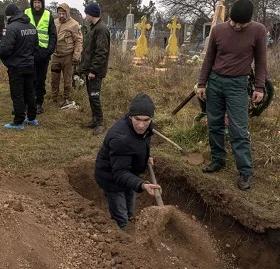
[
  {"left": 25, "top": 0, "right": 57, "bottom": 114},
  {"left": 197, "top": 0, "right": 267, "bottom": 190},
  {"left": 80, "top": 3, "right": 110, "bottom": 135}
]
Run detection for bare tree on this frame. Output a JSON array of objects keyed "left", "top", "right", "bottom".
[
  {"left": 254, "top": 0, "right": 280, "bottom": 24},
  {"left": 159, "top": 0, "right": 280, "bottom": 24},
  {"left": 158, "top": 0, "right": 220, "bottom": 21}
]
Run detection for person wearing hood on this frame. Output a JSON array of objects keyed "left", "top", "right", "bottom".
[
  {"left": 80, "top": 3, "right": 110, "bottom": 135},
  {"left": 25, "top": 0, "right": 57, "bottom": 114},
  {"left": 196, "top": 0, "right": 267, "bottom": 191},
  {"left": 95, "top": 93, "right": 161, "bottom": 229},
  {"left": 51, "top": 3, "right": 83, "bottom": 107},
  {"left": 0, "top": 4, "right": 38, "bottom": 130}
]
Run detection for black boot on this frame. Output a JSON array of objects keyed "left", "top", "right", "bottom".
[
  {"left": 202, "top": 162, "right": 225, "bottom": 173},
  {"left": 86, "top": 120, "right": 98, "bottom": 129},
  {"left": 237, "top": 174, "right": 252, "bottom": 191}
]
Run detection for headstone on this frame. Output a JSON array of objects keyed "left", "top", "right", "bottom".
[
  {"left": 122, "top": 4, "right": 136, "bottom": 53},
  {"left": 166, "top": 16, "right": 181, "bottom": 58},
  {"left": 134, "top": 16, "right": 151, "bottom": 58},
  {"left": 181, "top": 23, "right": 193, "bottom": 54},
  {"left": 149, "top": 20, "right": 156, "bottom": 45},
  {"left": 0, "top": 15, "right": 4, "bottom": 40}
]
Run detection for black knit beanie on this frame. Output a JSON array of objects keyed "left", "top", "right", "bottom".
[
  {"left": 128, "top": 93, "right": 155, "bottom": 118},
  {"left": 5, "top": 4, "right": 20, "bottom": 17},
  {"left": 84, "top": 3, "right": 101, "bottom": 17},
  {"left": 230, "top": 0, "right": 254, "bottom": 23}
]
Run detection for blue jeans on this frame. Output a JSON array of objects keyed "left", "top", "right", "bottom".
[{"left": 105, "top": 189, "right": 136, "bottom": 228}]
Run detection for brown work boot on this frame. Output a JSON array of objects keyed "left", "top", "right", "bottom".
[{"left": 93, "top": 125, "right": 105, "bottom": 135}]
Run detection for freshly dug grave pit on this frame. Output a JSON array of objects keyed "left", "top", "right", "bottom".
[
  {"left": 67, "top": 159, "right": 227, "bottom": 269},
  {"left": 67, "top": 158, "right": 280, "bottom": 269}
]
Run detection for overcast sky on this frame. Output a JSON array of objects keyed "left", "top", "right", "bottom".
[{"left": 45, "top": 0, "right": 156, "bottom": 16}]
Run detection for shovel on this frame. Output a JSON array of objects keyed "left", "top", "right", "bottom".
[
  {"left": 152, "top": 129, "right": 205, "bottom": 165},
  {"left": 148, "top": 163, "right": 164, "bottom": 206}
]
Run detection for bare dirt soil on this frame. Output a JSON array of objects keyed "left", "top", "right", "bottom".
[
  {"left": 0, "top": 157, "right": 226, "bottom": 269},
  {"left": 1, "top": 156, "right": 279, "bottom": 268}
]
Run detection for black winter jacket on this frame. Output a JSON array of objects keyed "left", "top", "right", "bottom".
[
  {"left": 95, "top": 116, "right": 153, "bottom": 193},
  {"left": 80, "top": 19, "right": 110, "bottom": 78},
  {"left": 0, "top": 13, "right": 38, "bottom": 69}
]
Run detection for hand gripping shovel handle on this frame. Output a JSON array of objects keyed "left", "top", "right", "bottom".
[{"left": 148, "top": 163, "right": 164, "bottom": 206}]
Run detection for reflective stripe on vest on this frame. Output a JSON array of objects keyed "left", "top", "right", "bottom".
[{"left": 25, "top": 8, "right": 50, "bottom": 48}]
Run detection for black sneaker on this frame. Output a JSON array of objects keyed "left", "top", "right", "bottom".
[
  {"left": 237, "top": 174, "right": 252, "bottom": 191},
  {"left": 202, "top": 162, "right": 225, "bottom": 173}
]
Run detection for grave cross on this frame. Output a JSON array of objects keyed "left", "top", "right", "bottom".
[{"left": 127, "top": 4, "right": 134, "bottom": 14}]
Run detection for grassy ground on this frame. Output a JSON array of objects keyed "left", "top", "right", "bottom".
[{"left": 0, "top": 44, "right": 279, "bottom": 172}]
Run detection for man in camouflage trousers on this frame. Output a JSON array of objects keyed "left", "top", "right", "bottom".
[{"left": 51, "top": 3, "right": 83, "bottom": 107}]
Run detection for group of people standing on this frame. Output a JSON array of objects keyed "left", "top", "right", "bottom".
[{"left": 0, "top": 1, "right": 110, "bottom": 135}]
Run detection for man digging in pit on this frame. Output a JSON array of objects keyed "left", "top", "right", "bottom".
[
  {"left": 95, "top": 93, "right": 161, "bottom": 229},
  {"left": 197, "top": 0, "right": 267, "bottom": 191}
]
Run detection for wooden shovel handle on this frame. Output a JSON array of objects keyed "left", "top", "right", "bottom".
[
  {"left": 153, "top": 129, "right": 184, "bottom": 153},
  {"left": 148, "top": 163, "right": 164, "bottom": 206}
]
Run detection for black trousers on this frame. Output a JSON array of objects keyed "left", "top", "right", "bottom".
[
  {"left": 8, "top": 68, "right": 36, "bottom": 124},
  {"left": 105, "top": 189, "right": 136, "bottom": 228},
  {"left": 86, "top": 77, "right": 103, "bottom": 125},
  {"left": 34, "top": 59, "right": 49, "bottom": 105}
]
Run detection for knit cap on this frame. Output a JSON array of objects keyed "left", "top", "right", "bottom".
[
  {"left": 230, "top": 0, "right": 254, "bottom": 23},
  {"left": 128, "top": 93, "right": 155, "bottom": 118},
  {"left": 84, "top": 3, "right": 101, "bottom": 17}
]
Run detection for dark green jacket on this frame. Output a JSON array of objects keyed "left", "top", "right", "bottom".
[{"left": 80, "top": 19, "right": 110, "bottom": 78}]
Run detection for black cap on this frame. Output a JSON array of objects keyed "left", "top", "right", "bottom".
[
  {"left": 5, "top": 4, "right": 20, "bottom": 17},
  {"left": 128, "top": 93, "right": 155, "bottom": 118},
  {"left": 230, "top": 0, "right": 254, "bottom": 24}
]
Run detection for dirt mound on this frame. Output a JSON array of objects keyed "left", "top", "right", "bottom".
[
  {"left": 0, "top": 191, "right": 61, "bottom": 268},
  {"left": 136, "top": 205, "right": 224, "bottom": 269},
  {"left": 0, "top": 164, "right": 157, "bottom": 269}
]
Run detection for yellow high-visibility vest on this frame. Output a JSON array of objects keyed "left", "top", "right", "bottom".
[{"left": 25, "top": 8, "right": 50, "bottom": 48}]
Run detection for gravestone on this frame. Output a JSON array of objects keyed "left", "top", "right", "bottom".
[
  {"left": 134, "top": 16, "right": 151, "bottom": 58},
  {"left": 122, "top": 4, "right": 136, "bottom": 53},
  {"left": 166, "top": 16, "right": 181, "bottom": 58},
  {"left": 0, "top": 15, "right": 4, "bottom": 40},
  {"left": 181, "top": 23, "right": 193, "bottom": 53},
  {"left": 149, "top": 18, "right": 156, "bottom": 46}
]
